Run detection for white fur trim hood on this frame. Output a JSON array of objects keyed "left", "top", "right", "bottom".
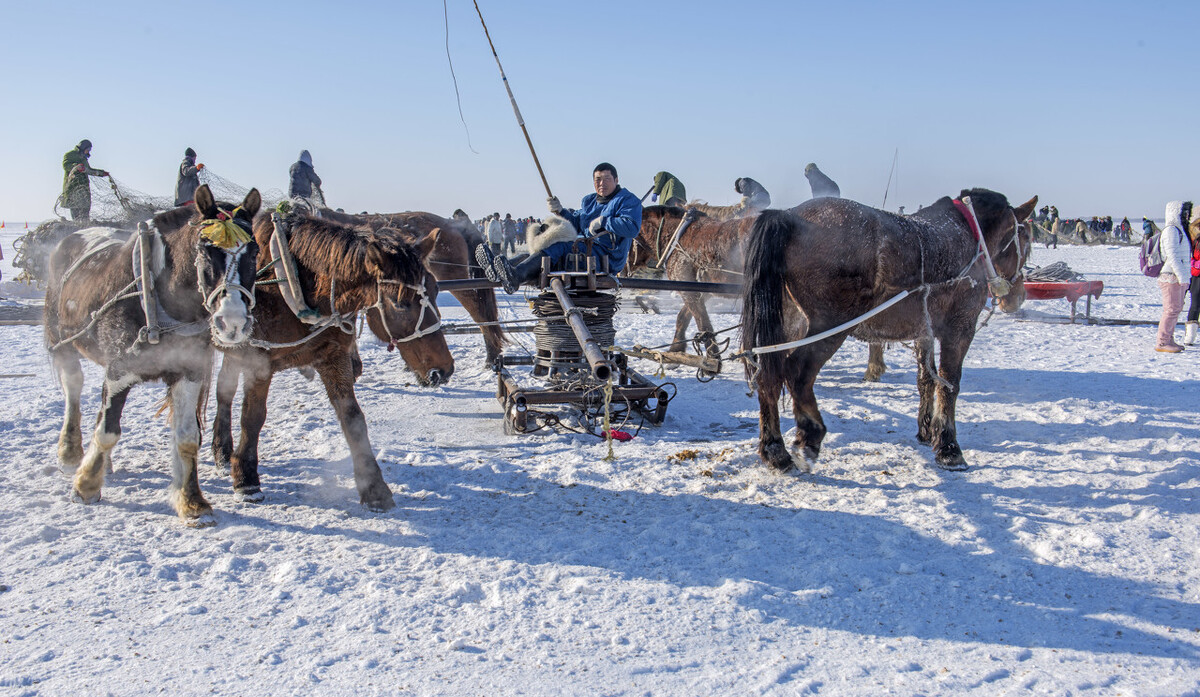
[
  {"left": 527, "top": 213, "right": 578, "bottom": 256},
  {"left": 1160, "top": 201, "right": 1193, "bottom": 282}
]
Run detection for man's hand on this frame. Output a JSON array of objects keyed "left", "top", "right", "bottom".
[
  {"left": 99, "top": 171, "right": 110, "bottom": 178},
  {"left": 196, "top": 163, "right": 205, "bottom": 170},
  {"left": 587, "top": 216, "right": 604, "bottom": 236},
  {"left": 546, "top": 196, "right": 562, "bottom": 214}
]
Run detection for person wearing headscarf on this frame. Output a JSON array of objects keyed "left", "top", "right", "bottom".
[
  {"left": 288, "top": 150, "right": 324, "bottom": 204},
  {"left": 804, "top": 163, "right": 840, "bottom": 199},
  {"left": 61, "top": 139, "right": 109, "bottom": 220},
  {"left": 174, "top": 147, "right": 203, "bottom": 206},
  {"left": 1155, "top": 200, "right": 1194, "bottom": 352},
  {"left": 649, "top": 171, "right": 687, "bottom": 208}
]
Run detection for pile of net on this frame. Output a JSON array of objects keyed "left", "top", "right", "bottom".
[
  {"left": 13, "top": 169, "right": 284, "bottom": 286},
  {"left": 1025, "top": 261, "right": 1086, "bottom": 283}
]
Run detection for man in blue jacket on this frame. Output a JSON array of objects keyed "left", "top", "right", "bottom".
[{"left": 478, "top": 162, "right": 643, "bottom": 293}]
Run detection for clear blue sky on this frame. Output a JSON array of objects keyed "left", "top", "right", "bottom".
[{"left": 1, "top": 0, "right": 1195, "bottom": 224}]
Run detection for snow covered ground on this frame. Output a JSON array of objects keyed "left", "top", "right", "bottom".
[{"left": 1, "top": 239, "right": 1198, "bottom": 696}]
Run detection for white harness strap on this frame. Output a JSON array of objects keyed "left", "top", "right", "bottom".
[
  {"left": 202, "top": 243, "right": 256, "bottom": 313},
  {"left": 268, "top": 212, "right": 320, "bottom": 322},
  {"left": 374, "top": 280, "right": 443, "bottom": 345}
]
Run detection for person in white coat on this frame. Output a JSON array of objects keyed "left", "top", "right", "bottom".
[
  {"left": 485, "top": 213, "right": 503, "bottom": 255},
  {"left": 1155, "top": 200, "right": 1193, "bottom": 352}
]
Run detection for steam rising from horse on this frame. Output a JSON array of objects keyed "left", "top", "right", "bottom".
[
  {"left": 741, "top": 189, "right": 1036, "bottom": 472},
  {"left": 44, "top": 185, "right": 262, "bottom": 526}
]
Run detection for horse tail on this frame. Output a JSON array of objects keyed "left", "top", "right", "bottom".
[{"left": 741, "top": 209, "right": 799, "bottom": 387}]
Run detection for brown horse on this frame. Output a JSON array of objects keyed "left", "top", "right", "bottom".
[
  {"left": 626, "top": 205, "right": 758, "bottom": 355},
  {"left": 45, "top": 185, "right": 262, "bottom": 525},
  {"left": 212, "top": 211, "right": 453, "bottom": 510},
  {"left": 741, "top": 189, "right": 1036, "bottom": 472},
  {"left": 321, "top": 208, "right": 506, "bottom": 366}
]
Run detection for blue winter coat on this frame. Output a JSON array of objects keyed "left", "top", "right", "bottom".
[{"left": 549, "top": 185, "right": 643, "bottom": 273}]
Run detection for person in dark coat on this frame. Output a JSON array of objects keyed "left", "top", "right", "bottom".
[
  {"left": 61, "top": 139, "right": 109, "bottom": 220},
  {"left": 735, "top": 177, "right": 771, "bottom": 211},
  {"left": 289, "top": 150, "right": 324, "bottom": 204},
  {"left": 174, "top": 147, "right": 203, "bottom": 206},
  {"left": 804, "top": 163, "right": 840, "bottom": 199}
]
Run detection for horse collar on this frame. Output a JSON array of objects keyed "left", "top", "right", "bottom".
[{"left": 951, "top": 199, "right": 981, "bottom": 241}]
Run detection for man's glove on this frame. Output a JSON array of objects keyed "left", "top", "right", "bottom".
[
  {"left": 196, "top": 163, "right": 205, "bottom": 170},
  {"left": 547, "top": 196, "right": 563, "bottom": 214},
  {"left": 587, "top": 216, "right": 604, "bottom": 237},
  {"left": 99, "top": 171, "right": 110, "bottom": 178}
]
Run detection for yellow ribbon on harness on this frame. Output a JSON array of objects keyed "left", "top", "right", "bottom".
[{"left": 199, "top": 206, "right": 252, "bottom": 248}]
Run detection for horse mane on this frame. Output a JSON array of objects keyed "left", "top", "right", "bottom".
[
  {"left": 259, "top": 213, "right": 423, "bottom": 290},
  {"left": 685, "top": 199, "right": 748, "bottom": 222},
  {"left": 958, "top": 188, "right": 1010, "bottom": 231},
  {"left": 152, "top": 205, "right": 200, "bottom": 234}
]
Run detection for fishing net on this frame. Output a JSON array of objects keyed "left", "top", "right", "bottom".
[{"left": 15, "top": 168, "right": 286, "bottom": 286}]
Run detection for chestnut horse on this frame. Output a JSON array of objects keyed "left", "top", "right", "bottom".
[
  {"left": 741, "top": 189, "right": 1036, "bottom": 472},
  {"left": 626, "top": 205, "right": 758, "bottom": 355},
  {"left": 321, "top": 209, "right": 506, "bottom": 366},
  {"left": 45, "top": 185, "right": 262, "bottom": 526},
  {"left": 212, "top": 211, "right": 453, "bottom": 511}
]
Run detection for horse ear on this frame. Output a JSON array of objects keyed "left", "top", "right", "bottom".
[
  {"left": 1013, "top": 196, "right": 1038, "bottom": 222},
  {"left": 242, "top": 188, "right": 262, "bottom": 217},
  {"left": 194, "top": 185, "right": 217, "bottom": 218},
  {"left": 415, "top": 228, "right": 441, "bottom": 261}
]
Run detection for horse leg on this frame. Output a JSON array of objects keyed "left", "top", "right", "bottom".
[
  {"left": 166, "top": 377, "right": 215, "bottom": 527},
  {"left": 755, "top": 374, "right": 795, "bottom": 472},
  {"left": 317, "top": 358, "right": 395, "bottom": 512},
  {"left": 914, "top": 338, "right": 936, "bottom": 445},
  {"left": 53, "top": 351, "right": 85, "bottom": 471},
  {"left": 72, "top": 374, "right": 132, "bottom": 505},
  {"left": 231, "top": 367, "right": 273, "bottom": 502},
  {"left": 454, "top": 289, "right": 503, "bottom": 366},
  {"left": 687, "top": 293, "right": 718, "bottom": 354},
  {"left": 787, "top": 343, "right": 840, "bottom": 465},
  {"left": 863, "top": 342, "right": 887, "bottom": 382},
  {"left": 670, "top": 306, "right": 693, "bottom": 353},
  {"left": 212, "top": 357, "right": 240, "bottom": 473},
  {"left": 930, "top": 335, "right": 971, "bottom": 471}
]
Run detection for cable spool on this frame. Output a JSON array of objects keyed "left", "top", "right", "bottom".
[{"left": 530, "top": 290, "right": 619, "bottom": 377}]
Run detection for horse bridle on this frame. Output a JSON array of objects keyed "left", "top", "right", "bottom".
[
  {"left": 373, "top": 277, "right": 442, "bottom": 347},
  {"left": 197, "top": 214, "right": 257, "bottom": 314}
]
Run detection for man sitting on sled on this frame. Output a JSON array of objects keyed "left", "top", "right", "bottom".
[{"left": 477, "top": 162, "right": 643, "bottom": 293}]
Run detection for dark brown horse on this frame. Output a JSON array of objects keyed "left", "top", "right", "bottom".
[
  {"left": 212, "top": 211, "right": 454, "bottom": 510},
  {"left": 45, "top": 185, "right": 262, "bottom": 525},
  {"left": 321, "top": 208, "right": 506, "bottom": 366},
  {"left": 741, "top": 189, "right": 1036, "bottom": 472},
  {"left": 626, "top": 205, "right": 758, "bottom": 354}
]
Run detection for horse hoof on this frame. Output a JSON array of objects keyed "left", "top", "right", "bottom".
[
  {"left": 185, "top": 512, "right": 218, "bottom": 528},
  {"left": 70, "top": 488, "right": 101, "bottom": 505},
  {"left": 361, "top": 489, "right": 397, "bottom": 513},
  {"left": 761, "top": 442, "right": 797, "bottom": 473},
  {"left": 236, "top": 487, "right": 264, "bottom": 503},
  {"left": 935, "top": 451, "right": 969, "bottom": 471}
]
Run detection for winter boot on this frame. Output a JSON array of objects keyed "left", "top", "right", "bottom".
[
  {"left": 496, "top": 253, "right": 547, "bottom": 294},
  {"left": 1186, "top": 322, "right": 1198, "bottom": 346},
  {"left": 475, "top": 244, "right": 502, "bottom": 284}
]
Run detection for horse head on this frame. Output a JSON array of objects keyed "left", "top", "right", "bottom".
[
  {"left": 191, "top": 185, "right": 261, "bottom": 347},
  {"left": 995, "top": 195, "right": 1036, "bottom": 313},
  {"left": 958, "top": 189, "right": 1035, "bottom": 314},
  {"left": 364, "top": 228, "right": 455, "bottom": 387}
]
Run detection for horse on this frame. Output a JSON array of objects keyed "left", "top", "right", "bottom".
[
  {"left": 626, "top": 205, "right": 758, "bottom": 357},
  {"left": 212, "top": 210, "right": 454, "bottom": 511},
  {"left": 320, "top": 208, "right": 506, "bottom": 367},
  {"left": 741, "top": 189, "right": 1036, "bottom": 472},
  {"left": 44, "top": 185, "right": 262, "bottom": 526},
  {"left": 860, "top": 212, "right": 1032, "bottom": 382}
]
